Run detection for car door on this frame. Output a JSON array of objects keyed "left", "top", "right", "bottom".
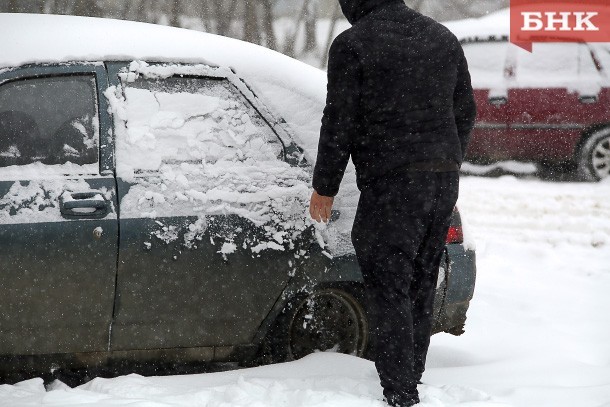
[
  {"left": 461, "top": 40, "right": 511, "bottom": 161},
  {"left": 505, "top": 43, "right": 604, "bottom": 161},
  {"left": 0, "top": 65, "right": 118, "bottom": 355},
  {"left": 106, "top": 63, "right": 312, "bottom": 351}
]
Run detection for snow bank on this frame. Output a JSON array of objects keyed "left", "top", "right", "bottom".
[
  {"left": 0, "top": 353, "right": 504, "bottom": 407},
  {"left": 428, "top": 175, "right": 610, "bottom": 406},
  {"left": 457, "top": 176, "right": 610, "bottom": 248}
]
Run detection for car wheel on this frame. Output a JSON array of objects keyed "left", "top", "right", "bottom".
[
  {"left": 537, "top": 161, "right": 575, "bottom": 179},
  {"left": 256, "top": 287, "right": 369, "bottom": 365},
  {"left": 288, "top": 288, "right": 369, "bottom": 360},
  {"left": 578, "top": 127, "right": 610, "bottom": 181}
]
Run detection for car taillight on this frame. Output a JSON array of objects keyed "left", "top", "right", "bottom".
[{"left": 446, "top": 226, "right": 463, "bottom": 244}]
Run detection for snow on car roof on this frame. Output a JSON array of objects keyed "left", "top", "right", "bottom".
[
  {"left": 0, "top": 13, "right": 327, "bottom": 151},
  {"left": 0, "top": 13, "right": 324, "bottom": 91},
  {"left": 443, "top": 8, "right": 510, "bottom": 43}
]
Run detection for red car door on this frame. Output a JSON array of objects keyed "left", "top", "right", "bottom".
[
  {"left": 461, "top": 41, "right": 511, "bottom": 161},
  {"left": 504, "top": 43, "right": 605, "bottom": 162}
]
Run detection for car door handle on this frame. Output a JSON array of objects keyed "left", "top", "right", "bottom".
[
  {"left": 488, "top": 96, "right": 508, "bottom": 106},
  {"left": 579, "top": 95, "right": 598, "bottom": 104},
  {"left": 60, "top": 191, "right": 110, "bottom": 219}
]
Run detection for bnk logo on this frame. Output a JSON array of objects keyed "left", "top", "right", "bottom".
[
  {"left": 510, "top": 0, "right": 610, "bottom": 51},
  {"left": 522, "top": 12, "right": 599, "bottom": 31}
]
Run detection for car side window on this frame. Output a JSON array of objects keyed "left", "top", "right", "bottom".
[
  {"left": 0, "top": 75, "right": 99, "bottom": 168},
  {"left": 512, "top": 43, "right": 602, "bottom": 89},
  {"left": 462, "top": 41, "right": 509, "bottom": 89},
  {"left": 119, "top": 76, "right": 284, "bottom": 177}
]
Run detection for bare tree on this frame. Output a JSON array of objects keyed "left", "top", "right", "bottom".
[
  {"left": 28, "top": 0, "right": 507, "bottom": 69},
  {"left": 210, "top": 0, "right": 239, "bottom": 37},
  {"left": 6, "top": 0, "right": 16, "bottom": 12},
  {"left": 169, "top": 0, "right": 181, "bottom": 27},
  {"left": 0, "top": 0, "right": 45, "bottom": 12},
  {"left": 243, "top": 0, "right": 261, "bottom": 44},
  {"left": 283, "top": 0, "right": 310, "bottom": 57},
  {"left": 72, "top": 0, "right": 102, "bottom": 17},
  {"left": 321, "top": 0, "right": 340, "bottom": 68},
  {"left": 304, "top": 0, "right": 317, "bottom": 52},
  {"left": 260, "top": 0, "right": 277, "bottom": 50}
]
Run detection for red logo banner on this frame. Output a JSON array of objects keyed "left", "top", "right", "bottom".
[{"left": 510, "top": 0, "right": 610, "bottom": 51}]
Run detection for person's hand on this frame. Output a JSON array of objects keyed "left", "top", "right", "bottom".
[{"left": 309, "top": 190, "right": 334, "bottom": 223}]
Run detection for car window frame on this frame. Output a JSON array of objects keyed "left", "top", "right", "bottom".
[
  {"left": 460, "top": 38, "right": 511, "bottom": 87},
  {"left": 106, "top": 61, "right": 309, "bottom": 170},
  {"left": 0, "top": 63, "right": 113, "bottom": 175}
]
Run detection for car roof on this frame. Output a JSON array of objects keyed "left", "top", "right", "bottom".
[
  {"left": 0, "top": 13, "right": 301, "bottom": 69},
  {"left": 0, "top": 13, "right": 326, "bottom": 103},
  {"left": 443, "top": 8, "right": 510, "bottom": 43},
  {"left": 0, "top": 13, "right": 328, "bottom": 159}
]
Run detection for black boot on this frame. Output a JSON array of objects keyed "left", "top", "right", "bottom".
[{"left": 384, "top": 393, "right": 420, "bottom": 407}]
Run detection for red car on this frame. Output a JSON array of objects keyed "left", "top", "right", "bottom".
[{"left": 461, "top": 38, "right": 610, "bottom": 181}]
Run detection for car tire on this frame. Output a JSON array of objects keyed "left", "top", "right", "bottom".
[
  {"left": 256, "top": 287, "right": 369, "bottom": 364},
  {"left": 537, "top": 161, "right": 575, "bottom": 180},
  {"left": 577, "top": 127, "right": 610, "bottom": 181}
]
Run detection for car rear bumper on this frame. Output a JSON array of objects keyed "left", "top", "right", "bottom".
[{"left": 433, "top": 244, "right": 476, "bottom": 335}]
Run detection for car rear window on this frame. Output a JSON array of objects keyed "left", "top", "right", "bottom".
[{"left": 0, "top": 75, "right": 99, "bottom": 168}]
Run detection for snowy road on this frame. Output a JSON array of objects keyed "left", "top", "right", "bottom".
[{"left": 1, "top": 176, "right": 609, "bottom": 407}]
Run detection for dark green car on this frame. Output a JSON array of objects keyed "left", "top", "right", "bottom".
[{"left": 0, "top": 14, "right": 476, "bottom": 382}]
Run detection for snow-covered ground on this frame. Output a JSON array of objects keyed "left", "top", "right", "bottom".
[
  {"left": 1, "top": 10, "right": 609, "bottom": 407},
  {"left": 1, "top": 175, "right": 608, "bottom": 407}
]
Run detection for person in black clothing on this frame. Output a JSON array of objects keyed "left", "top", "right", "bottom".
[{"left": 308, "top": 0, "right": 476, "bottom": 406}]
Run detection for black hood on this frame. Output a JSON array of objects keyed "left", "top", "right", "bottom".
[{"left": 338, "top": 0, "right": 402, "bottom": 24}]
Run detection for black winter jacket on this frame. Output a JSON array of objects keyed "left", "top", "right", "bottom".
[{"left": 312, "top": 0, "right": 477, "bottom": 197}]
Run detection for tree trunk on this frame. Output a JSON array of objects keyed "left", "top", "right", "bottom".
[
  {"left": 304, "top": 0, "right": 317, "bottom": 52},
  {"left": 243, "top": 0, "right": 262, "bottom": 44},
  {"left": 198, "top": 0, "right": 211, "bottom": 32},
  {"left": 7, "top": 0, "right": 19, "bottom": 12},
  {"left": 72, "top": 0, "right": 101, "bottom": 17},
  {"left": 42, "top": 0, "right": 52, "bottom": 13},
  {"left": 321, "top": 0, "right": 340, "bottom": 68},
  {"left": 214, "top": 0, "right": 238, "bottom": 36},
  {"left": 284, "top": 0, "right": 309, "bottom": 58},
  {"left": 260, "top": 0, "right": 277, "bottom": 50},
  {"left": 169, "top": 0, "right": 181, "bottom": 27}
]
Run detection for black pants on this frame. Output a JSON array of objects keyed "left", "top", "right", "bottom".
[{"left": 351, "top": 171, "right": 459, "bottom": 407}]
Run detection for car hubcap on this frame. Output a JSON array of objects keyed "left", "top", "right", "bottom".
[
  {"left": 289, "top": 290, "right": 368, "bottom": 360},
  {"left": 591, "top": 135, "right": 610, "bottom": 179}
]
